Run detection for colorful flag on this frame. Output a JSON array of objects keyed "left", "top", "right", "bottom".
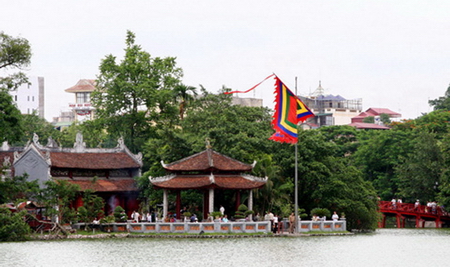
[{"left": 269, "top": 76, "right": 314, "bottom": 144}]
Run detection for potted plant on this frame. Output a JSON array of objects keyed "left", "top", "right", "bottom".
[{"left": 234, "top": 204, "right": 248, "bottom": 221}]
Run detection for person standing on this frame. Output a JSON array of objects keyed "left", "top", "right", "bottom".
[
  {"left": 332, "top": 211, "right": 339, "bottom": 221},
  {"left": 289, "top": 212, "right": 296, "bottom": 234}
]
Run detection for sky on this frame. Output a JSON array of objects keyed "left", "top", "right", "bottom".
[{"left": 2, "top": 0, "right": 450, "bottom": 121}]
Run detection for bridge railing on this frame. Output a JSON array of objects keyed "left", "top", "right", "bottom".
[{"left": 379, "top": 201, "right": 447, "bottom": 216}]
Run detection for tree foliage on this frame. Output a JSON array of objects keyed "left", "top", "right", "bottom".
[
  {"left": 0, "top": 32, "right": 32, "bottom": 91},
  {"left": 0, "top": 90, "right": 23, "bottom": 143},
  {"left": 0, "top": 208, "right": 30, "bottom": 241},
  {"left": 92, "top": 30, "right": 183, "bottom": 152},
  {"left": 429, "top": 83, "right": 450, "bottom": 111}
]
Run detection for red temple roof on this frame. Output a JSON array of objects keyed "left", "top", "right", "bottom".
[
  {"left": 50, "top": 152, "right": 141, "bottom": 169},
  {"left": 151, "top": 174, "right": 266, "bottom": 190},
  {"left": 162, "top": 149, "right": 254, "bottom": 172},
  {"left": 55, "top": 178, "right": 138, "bottom": 192}
]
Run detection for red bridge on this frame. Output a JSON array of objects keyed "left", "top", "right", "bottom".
[{"left": 378, "top": 201, "right": 450, "bottom": 228}]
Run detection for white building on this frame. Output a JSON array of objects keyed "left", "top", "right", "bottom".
[{"left": 9, "top": 76, "right": 45, "bottom": 118}]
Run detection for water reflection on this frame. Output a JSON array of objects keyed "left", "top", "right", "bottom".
[{"left": 1, "top": 229, "right": 449, "bottom": 267}]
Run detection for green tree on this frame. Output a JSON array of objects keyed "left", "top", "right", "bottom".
[
  {"left": 0, "top": 32, "right": 32, "bottom": 91},
  {"left": 363, "top": 116, "right": 374, "bottom": 123},
  {"left": 77, "top": 189, "right": 105, "bottom": 225},
  {"left": 13, "top": 113, "right": 62, "bottom": 146},
  {"left": 396, "top": 132, "right": 443, "bottom": 203},
  {"left": 0, "top": 208, "right": 30, "bottom": 241},
  {"left": 429, "top": 83, "right": 450, "bottom": 111},
  {"left": 173, "top": 84, "right": 197, "bottom": 120},
  {"left": 92, "top": 30, "right": 183, "bottom": 152},
  {"left": 59, "top": 120, "right": 114, "bottom": 148},
  {"left": 380, "top": 113, "right": 391, "bottom": 125},
  {"left": 38, "top": 180, "right": 80, "bottom": 224},
  {"left": 0, "top": 174, "right": 39, "bottom": 204},
  {"left": 0, "top": 90, "right": 23, "bottom": 143},
  {"left": 351, "top": 130, "right": 416, "bottom": 200}
]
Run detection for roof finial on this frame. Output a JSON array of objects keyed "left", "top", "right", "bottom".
[{"left": 205, "top": 138, "right": 212, "bottom": 149}]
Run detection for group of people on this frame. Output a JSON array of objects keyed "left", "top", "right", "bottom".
[
  {"left": 311, "top": 211, "right": 340, "bottom": 222},
  {"left": 131, "top": 210, "right": 153, "bottom": 223},
  {"left": 391, "top": 198, "right": 403, "bottom": 209},
  {"left": 391, "top": 199, "right": 446, "bottom": 215}
]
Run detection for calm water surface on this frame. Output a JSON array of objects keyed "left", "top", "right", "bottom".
[{"left": 1, "top": 229, "right": 449, "bottom": 267}]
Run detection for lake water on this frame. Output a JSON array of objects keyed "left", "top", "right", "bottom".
[{"left": 1, "top": 229, "right": 449, "bottom": 267}]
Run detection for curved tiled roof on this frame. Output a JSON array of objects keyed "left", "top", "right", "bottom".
[
  {"left": 50, "top": 152, "right": 141, "bottom": 169},
  {"left": 55, "top": 178, "right": 138, "bottom": 192},
  {"left": 64, "top": 79, "right": 96, "bottom": 93},
  {"left": 150, "top": 174, "right": 266, "bottom": 190},
  {"left": 162, "top": 149, "right": 253, "bottom": 172}
]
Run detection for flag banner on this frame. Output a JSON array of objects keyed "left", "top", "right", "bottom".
[
  {"left": 269, "top": 76, "right": 314, "bottom": 144},
  {"left": 224, "top": 74, "right": 275, "bottom": 94}
]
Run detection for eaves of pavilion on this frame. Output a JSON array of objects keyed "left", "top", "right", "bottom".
[{"left": 150, "top": 148, "right": 267, "bottom": 220}]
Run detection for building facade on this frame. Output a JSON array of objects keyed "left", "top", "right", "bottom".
[
  {"left": 9, "top": 76, "right": 45, "bottom": 118},
  {"left": 65, "top": 79, "right": 96, "bottom": 122},
  {"left": 300, "top": 82, "right": 362, "bottom": 127}
]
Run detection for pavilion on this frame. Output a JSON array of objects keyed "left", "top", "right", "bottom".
[{"left": 149, "top": 148, "right": 267, "bottom": 220}]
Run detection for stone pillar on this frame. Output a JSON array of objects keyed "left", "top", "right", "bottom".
[
  {"left": 176, "top": 191, "right": 181, "bottom": 220},
  {"left": 248, "top": 190, "right": 253, "bottom": 221},
  {"left": 209, "top": 188, "right": 214, "bottom": 214},
  {"left": 163, "top": 189, "right": 168, "bottom": 220}
]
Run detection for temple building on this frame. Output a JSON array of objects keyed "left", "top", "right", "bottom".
[
  {"left": 149, "top": 147, "right": 267, "bottom": 220},
  {"left": 0, "top": 132, "right": 142, "bottom": 218}
]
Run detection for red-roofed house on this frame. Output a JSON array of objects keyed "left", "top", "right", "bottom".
[
  {"left": 0, "top": 132, "right": 143, "bottom": 218},
  {"left": 351, "top": 108, "right": 401, "bottom": 123},
  {"left": 150, "top": 148, "right": 267, "bottom": 220}
]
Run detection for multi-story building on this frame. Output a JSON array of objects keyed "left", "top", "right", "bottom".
[
  {"left": 65, "top": 79, "right": 96, "bottom": 121},
  {"left": 300, "top": 81, "right": 362, "bottom": 127},
  {"left": 9, "top": 76, "right": 45, "bottom": 118}
]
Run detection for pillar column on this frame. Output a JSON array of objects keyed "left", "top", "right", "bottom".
[
  {"left": 209, "top": 188, "right": 214, "bottom": 214},
  {"left": 176, "top": 191, "right": 181, "bottom": 220},
  {"left": 248, "top": 190, "right": 253, "bottom": 221},
  {"left": 415, "top": 216, "right": 421, "bottom": 228},
  {"left": 235, "top": 190, "right": 241, "bottom": 211},
  {"left": 163, "top": 189, "right": 168, "bottom": 220},
  {"left": 396, "top": 214, "right": 401, "bottom": 228}
]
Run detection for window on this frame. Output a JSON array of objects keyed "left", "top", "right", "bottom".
[
  {"left": 27, "top": 96, "right": 30, "bottom": 101},
  {"left": 76, "top": 92, "right": 91, "bottom": 104},
  {"left": 32, "top": 96, "right": 35, "bottom": 101}
]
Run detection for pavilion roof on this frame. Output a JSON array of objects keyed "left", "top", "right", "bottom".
[
  {"left": 162, "top": 149, "right": 254, "bottom": 172},
  {"left": 150, "top": 174, "right": 267, "bottom": 190}
]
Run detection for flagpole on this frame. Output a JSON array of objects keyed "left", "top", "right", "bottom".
[{"left": 294, "top": 76, "right": 299, "bottom": 233}]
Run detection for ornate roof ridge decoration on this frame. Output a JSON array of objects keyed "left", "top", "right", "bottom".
[
  {"left": 1, "top": 141, "right": 10, "bottom": 151},
  {"left": 73, "top": 132, "right": 86, "bottom": 152},
  {"left": 241, "top": 174, "right": 268, "bottom": 183},
  {"left": 207, "top": 148, "right": 213, "bottom": 167},
  {"left": 46, "top": 136, "right": 60, "bottom": 148},
  {"left": 209, "top": 172, "right": 215, "bottom": 184},
  {"left": 2, "top": 156, "right": 11, "bottom": 167},
  {"left": 33, "top": 133, "right": 44, "bottom": 149},
  {"left": 149, "top": 174, "right": 176, "bottom": 183}
]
